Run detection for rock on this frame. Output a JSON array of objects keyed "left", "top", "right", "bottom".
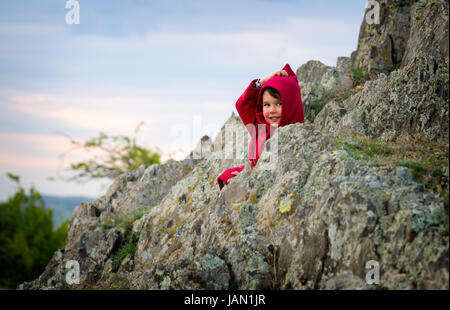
[
  {"left": 351, "top": 0, "right": 415, "bottom": 77},
  {"left": 198, "top": 254, "right": 230, "bottom": 290},
  {"left": 107, "top": 158, "right": 192, "bottom": 216},
  {"left": 315, "top": 50, "right": 449, "bottom": 141},
  {"left": 297, "top": 60, "right": 330, "bottom": 84},
  {"left": 321, "top": 270, "right": 369, "bottom": 290},
  {"left": 297, "top": 59, "right": 353, "bottom": 122},
  {"left": 119, "top": 254, "right": 135, "bottom": 272},
  {"left": 401, "top": 0, "right": 449, "bottom": 69},
  {"left": 20, "top": 1, "right": 448, "bottom": 291},
  {"left": 336, "top": 57, "right": 352, "bottom": 75},
  {"left": 21, "top": 120, "right": 448, "bottom": 290},
  {"left": 316, "top": 0, "right": 449, "bottom": 142},
  {"left": 184, "top": 135, "right": 212, "bottom": 165}
]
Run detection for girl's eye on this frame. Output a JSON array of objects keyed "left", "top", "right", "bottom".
[{"left": 277, "top": 102, "right": 282, "bottom": 106}]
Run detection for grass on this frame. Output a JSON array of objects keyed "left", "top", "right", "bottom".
[
  {"left": 99, "top": 209, "right": 147, "bottom": 264},
  {"left": 113, "top": 219, "right": 139, "bottom": 263},
  {"left": 390, "top": 63, "right": 400, "bottom": 72},
  {"left": 101, "top": 208, "right": 148, "bottom": 230},
  {"left": 374, "top": 285, "right": 389, "bottom": 290},
  {"left": 338, "top": 92, "right": 352, "bottom": 101},
  {"left": 108, "top": 274, "right": 131, "bottom": 290},
  {"left": 336, "top": 136, "right": 394, "bottom": 162},
  {"left": 307, "top": 90, "right": 336, "bottom": 123},
  {"left": 113, "top": 234, "right": 139, "bottom": 263},
  {"left": 397, "top": 161, "right": 428, "bottom": 179},
  {"left": 94, "top": 263, "right": 104, "bottom": 280},
  {"left": 331, "top": 133, "right": 449, "bottom": 212},
  {"left": 89, "top": 211, "right": 142, "bottom": 288},
  {"left": 101, "top": 222, "right": 114, "bottom": 230},
  {"left": 306, "top": 66, "right": 370, "bottom": 123},
  {"left": 351, "top": 66, "right": 369, "bottom": 87},
  {"left": 307, "top": 82, "right": 363, "bottom": 124}
]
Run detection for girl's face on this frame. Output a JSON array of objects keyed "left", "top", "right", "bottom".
[{"left": 262, "top": 91, "right": 282, "bottom": 127}]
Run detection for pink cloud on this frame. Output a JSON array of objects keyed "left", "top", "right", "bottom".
[
  {"left": 0, "top": 132, "right": 107, "bottom": 170},
  {"left": 0, "top": 153, "right": 59, "bottom": 169}
]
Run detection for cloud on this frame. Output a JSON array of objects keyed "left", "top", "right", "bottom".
[
  {"left": 1, "top": 15, "right": 360, "bottom": 162},
  {"left": 0, "top": 22, "right": 65, "bottom": 36},
  {"left": 8, "top": 93, "right": 149, "bottom": 133},
  {"left": 61, "top": 16, "right": 356, "bottom": 69},
  {"left": 0, "top": 130, "right": 190, "bottom": 182},
  {"left": 5, "top": 89, "right": 232, "bottom": 146},
  {"left": 0, "top": 133, "right": 73, "bottom": 180},
  {"left": 0, "top": 131, "right": 95, "bottom": 169},
  {"left": 20, "top": 105, "right": 145, "bottom": 133},
  {"left": 0, "top": 153, "right": 59, "bottom": 169},
  {"left": 0, "top": 2, "right": 364, "bottom": 200},
  {"left": 0, "top": 132, "right": 71, "bottom": 154}
]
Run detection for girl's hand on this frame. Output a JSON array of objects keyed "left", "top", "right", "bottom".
[
  {"left": 260, "top": 69, "right": 288, "bottom": 86},
  {"left": 231, "top": 171, "right": 240, "bottom": 176}
]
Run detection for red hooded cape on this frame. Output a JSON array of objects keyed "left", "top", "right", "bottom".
[{"left": 217, "top": 64, "right": 304, "bottom": 190}]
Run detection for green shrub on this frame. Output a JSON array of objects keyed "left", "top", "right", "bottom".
[
  {"left": 113, "top": 224, "right": 139, "bottom": 263},
  {"left": 307, "top": 90, "right": 336, "bottom": 122},
  {"left": 391, "top": 64, "right": 400, "bottom": 72},
  {"left": 397, "top": 161, "right": 427, "bottom": 179},
  {"left": 0, "top": 173, "right": 68, "bottom": 289},
  {"left": 339, "top": 92, "right": 352, "bottom": 101},
  {"left": 351, "top": 66, "right": 369, "bottom": 86},
  {"left": 432, "top": 168, "right": 444, "bottom": 177}
]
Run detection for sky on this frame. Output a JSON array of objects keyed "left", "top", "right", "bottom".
[{"left": 0, "top": 0, "right": 367, "bottom": 200}]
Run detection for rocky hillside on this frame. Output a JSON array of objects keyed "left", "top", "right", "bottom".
[{"left": 19, "top": 0, "right": 448, "bottom": 290}]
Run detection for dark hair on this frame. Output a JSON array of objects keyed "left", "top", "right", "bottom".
[{"left": 263, "top": 87, "right": 281, "bottom": 100}]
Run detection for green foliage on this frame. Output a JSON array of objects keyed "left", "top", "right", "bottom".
[
  {"left": 0, "top": 174, "right": 68, "bottom": 289},
  {"left": 351, "top": 66, "right": 369, "bottom": 87},
  {"left": 432, "top": 168, "right": 444, "bottom": 178},
  {"left": 131, "top": 209, "right": 146, "bottom": 222},
  {"left": 307, "top": 90, "right": 336, "bottom": 123},
  {"left": 339, "top": 92, "right": 352, "bottom": 101},
  {"left": 101, "top": 222, "right": 114, "bottom": 230},
  {"left": 114, "top": 237, "right": 138, "bottom": 264},
  {"left": 108, "top": 273, "right": 131, "bottom": 290},
  {"left": 340, "top": 141, "right": 368, "bottom": 161},
  {"left": 94, "top": 263, "right": 104, "bottom": 279},
  {"left": 101, "top": 209, "right": 145, "bottom": 230},
  {"left": 60, "top": 122, "right": 161, "bottom": 182},
  {"left": 391, "top": 64, "right": 400, "bottom": 72},
  {"left": 397, "top": 161, "right": 427, "bottom": 179},
  {"left": 334, "top": 137, "right": 394, "bottom": 162},
  {"left": 397, "top": 160, "right": 448, "bottom": 217},
  {"left": 6, "top": 172, "right": 20, "bottom": 183},
  {"left": 100, "top": 209, "right": 145, "bottom": 264},
  {"left": 332, "top": 133, "right": 449, "bottom": 222},
  {"left": 374, "top": 285, "right": 389, "bottom": 290},
  {"left": 113, "top": 225, "right": 139, "bottom": 264}
]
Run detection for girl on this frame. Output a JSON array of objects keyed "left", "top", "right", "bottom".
[{"left": 217, "top": 64, "right": 304, "bottom": 190}]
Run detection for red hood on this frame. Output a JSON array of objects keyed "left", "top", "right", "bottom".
[
  {"left": 218, "top": 64, "right": 304, "bottom": 190},
  {"left": 249, "top": 63, "right": 304, "bottom": 167},
  {"left": 255, "top": 63, "right": 304, "bottom": 126}
]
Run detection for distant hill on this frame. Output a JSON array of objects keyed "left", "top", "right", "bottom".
[{"left": 41, "top": 195, "right": 94, "bottom": 228}]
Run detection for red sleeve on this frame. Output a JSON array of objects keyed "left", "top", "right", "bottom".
[
  {"left": 217, "top": 165, "right": 245, "bottom": 190},
  {"left": 235, "top": 79, "right": 261, "bottom": 127}
]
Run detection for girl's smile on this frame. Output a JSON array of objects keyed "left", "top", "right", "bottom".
[{"left": 262, "top": 90, "right": 282, "bottom": 127}]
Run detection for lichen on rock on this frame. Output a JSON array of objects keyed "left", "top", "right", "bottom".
[{"left": 19, "top": 0, "right": 449, "bottom": 291}]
